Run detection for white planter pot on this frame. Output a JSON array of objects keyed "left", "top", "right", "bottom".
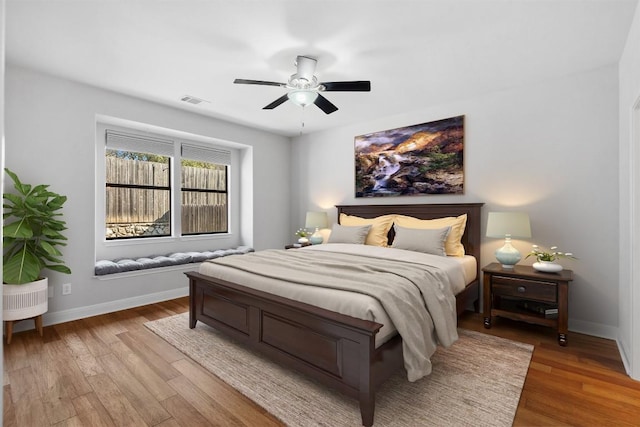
[
  {"left": 3, "top": 277, "right": 49, "bottom": 321},
  {"left": 532, "top": 261, "right": 563, "bottom": 273}
]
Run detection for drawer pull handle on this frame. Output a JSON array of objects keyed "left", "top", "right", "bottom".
[{"left": 517, "top": 286, "right": 526, "bottom": 293}]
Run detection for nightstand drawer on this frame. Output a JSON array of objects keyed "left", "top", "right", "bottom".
[{"left": 492, "top": 276, "right": 557, "bottom": 303}]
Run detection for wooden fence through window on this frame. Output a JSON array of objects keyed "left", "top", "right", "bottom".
[{"left": 106, "top": 157, "right": 227, "bottom": 235}]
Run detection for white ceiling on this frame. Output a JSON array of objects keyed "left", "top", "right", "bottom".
[{"left": 5, "top": 0, "right": 638, "bottom": 137}]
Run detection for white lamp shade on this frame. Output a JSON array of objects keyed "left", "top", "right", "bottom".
[
  {"left": 486, "top": 212, "right": 532, "bottom": 238},
  {"left": 288, "top": 90, "right": 318, "bottom": 107},
  {"left": 305, "top": 211, "right": 328, "bottom": 229}
]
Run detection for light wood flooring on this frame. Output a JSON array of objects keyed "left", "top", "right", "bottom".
[{"left": 3, "top": 297, "right": 640, "bottom": 426}]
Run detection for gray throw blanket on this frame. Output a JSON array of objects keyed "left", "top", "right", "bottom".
[{"left": 207, "top": 248, "right": 459, "bottom": 381}]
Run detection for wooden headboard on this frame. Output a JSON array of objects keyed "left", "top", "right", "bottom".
[{"left": 336, "top": 203, "right": 484, "bottom": 266}]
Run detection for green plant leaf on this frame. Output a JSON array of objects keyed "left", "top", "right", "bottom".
[
  {"left": 3, "top": 193, "right": 22, "bottom": 207},
  {"left": 45, "top": 265, "right": 72, "bottom": 274},
  {"left": 4, "top": 168, "right": 30, "bottom": 196},
  {"left": 42, "top": 256, "right": 64, "bottom": 265},
  {"left": 47, "top": 195, "right": 67, "bottom": 210},
  {"left": 3, "top": 249, "right": 41, "bottom": 284},
  {"left": 3, "top": 219, "right": 33, "bottom": 239},
  {"left": 39, "top": 240, "right": 62, "bottom": 256},
  {"left": 29, "top": 184, "right": 49, "bottom": 195},
  {"left": 43, "top": 224, "right": 68, "bottom": 234},
  {"left": 42, "top": 229, "right": 67, "bottom": 240}
]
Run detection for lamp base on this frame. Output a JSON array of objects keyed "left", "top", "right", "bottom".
[
  {"left": 309, "top": 227, "right": 324, "bottom": 245},
  {"left": 495, "top": 238, "right": 521, "bottom": 269},
  {"left": 309, "top": 235, "right": 323, "bottom": 244},
  {"left": 499, "top": 263, "right": 517, "bottom": 269}
]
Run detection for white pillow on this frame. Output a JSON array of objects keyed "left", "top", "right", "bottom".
[
  {"left": 327, "top": 224, "right": 372, "bottom": 244},
  {"left": 391, "top": 225, "right": 451, "bottom": 256}
]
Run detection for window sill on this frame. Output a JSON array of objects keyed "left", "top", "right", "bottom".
[
  {"left": 94, "top": 263, "right": 198, "bottom": 280},
  {"left": 102, "top": 232, "right": 232, "bottom": 247}
]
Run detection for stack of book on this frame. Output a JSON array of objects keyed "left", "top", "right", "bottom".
[{"left": 517, "top": 301, "right": 558, "bottom": 319}]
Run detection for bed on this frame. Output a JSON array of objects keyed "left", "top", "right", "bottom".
[{"left": 186, "top": 203, "right": 483, "bottom": 426}]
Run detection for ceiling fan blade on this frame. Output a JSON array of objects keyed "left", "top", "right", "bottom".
[
  {"left": 314, "top": 94, "right": 338, "bottom": 114},
  {"left": 321, "top": 81, "right": 371, "bottom": 92},
  {"left": 234, "top": 79, "right": 285, "bottom": 87},
  {"left": 263, "top": 94, "right": 289, "bottom": 110}
]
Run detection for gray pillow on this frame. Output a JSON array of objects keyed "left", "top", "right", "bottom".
[
  {"left": 115, "top": 259, "right": 144, "bottom": 272},
  {"left": 391, "top": 225, "right": 451, "bottom": 256},
  {"left": 327, "top": 224, "right": 372, "bottom": 244},
  {"left": 94, "top": 260, "right": 120, "bottom": 275}
]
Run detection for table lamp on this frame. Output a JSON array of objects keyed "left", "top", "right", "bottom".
[
  {"left": 486, "top": 212, "right": 532, "bottom": 269},
  {"left": 305, "top": 211, "right": 328, "bottom": 244}
]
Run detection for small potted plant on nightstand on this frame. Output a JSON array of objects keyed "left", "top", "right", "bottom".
[
  {"left": 526, "top": 245, "right": 576, "bottom": 273},
  {"left": 295, "top": 228, "right": 310, "bottom": 244},
  {"left": 3, "top": 168, "right": 71, "bottom": 343}
]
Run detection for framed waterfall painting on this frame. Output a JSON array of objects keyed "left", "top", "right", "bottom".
[{"left": 354, "top": 115, "right": 464, "bottom": 197}]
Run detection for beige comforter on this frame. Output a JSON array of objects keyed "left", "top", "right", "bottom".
[{"left": 205, "top": 245, "right": 459, "bottom": 381}]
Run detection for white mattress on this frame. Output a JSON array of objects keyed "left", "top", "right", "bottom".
[
  {"left": 198, "top": 243, "right": 476, "bottom": 346},
  {"left": 459, "top": 254, "right": 478, "bottom": 288}
]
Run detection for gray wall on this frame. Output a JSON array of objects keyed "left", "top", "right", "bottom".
[
  {"left": 292, "top": 65, "right": 620, "bottom": 339},
  {"left": 4, "top": 65, "right": 291, "bottom": 325}
]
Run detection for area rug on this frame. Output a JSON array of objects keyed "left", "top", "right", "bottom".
[{"left": 145, "top": 313, "right": 533, "bottom": 426}]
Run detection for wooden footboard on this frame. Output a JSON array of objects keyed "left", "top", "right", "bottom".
[
  {"left": 187, "top": 271, "right": 476, "bottom": 426},
  {"left": 187, "top": 271, "right": 398, "bottom": 426}
]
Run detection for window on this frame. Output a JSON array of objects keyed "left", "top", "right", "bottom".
[
  {"left": 105, "top": 149, "right": 171, "bottom": 239},
  {"left": 104, "top": 130, "right": 230, "bottom": 240},
  {"left": 181, "top": 144, "right": 229, "bottom": 235}
]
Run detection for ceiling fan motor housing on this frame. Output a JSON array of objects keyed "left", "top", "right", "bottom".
[{"left": 289, "top": 55, "right": 320, "bottom": 89}]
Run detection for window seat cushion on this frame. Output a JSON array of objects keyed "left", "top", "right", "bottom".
[{"left": 94, "top": 246, "right": 254, "bottom": 276}]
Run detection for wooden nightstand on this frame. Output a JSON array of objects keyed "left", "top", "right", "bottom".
[
  {"left": 482, "top": 262, "right": 573, "bottom": 346},
  {"left": 284, "top": 242, "right": 311, "bottom": 249}
]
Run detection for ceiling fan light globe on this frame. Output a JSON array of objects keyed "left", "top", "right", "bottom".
[{"left": 287, "top": 90, "right": 318, "bottom": 107}]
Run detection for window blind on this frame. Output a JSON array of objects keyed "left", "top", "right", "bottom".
[
  {"left": 105, "top": 130, "right": 174, "bottom": 157},
  {"left": 181, "top": 143, "right": 232, "bottom": 166}
]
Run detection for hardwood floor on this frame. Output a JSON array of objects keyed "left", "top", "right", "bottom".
[
  {"left": 3, "top": 298, "right": 640, "bottom": 426},
  {"left": 458, "top": 313, "right": 640, "bottom": 426}
]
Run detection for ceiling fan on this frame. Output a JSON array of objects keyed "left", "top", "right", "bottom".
[{"left": 234, "top": 55, "right": 371, "bottom": 115}]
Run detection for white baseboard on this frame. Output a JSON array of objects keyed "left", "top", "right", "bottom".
[
  {"left": 10, "top": 286, "right": 189, "bottom": 333},
  {"left": 569, "top": 318, "right": 618, "bottom": 341},
  {"left": 617, "top": 338, "right": 633, "bottom": 377}
]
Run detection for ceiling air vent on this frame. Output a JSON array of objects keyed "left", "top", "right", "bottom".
[{"left": 180, "top": 95, "right": 210, "bottom": 105}]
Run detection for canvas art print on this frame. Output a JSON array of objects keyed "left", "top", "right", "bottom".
[{"left": 355, "top": 115, "right": 464, "bottom": 197}]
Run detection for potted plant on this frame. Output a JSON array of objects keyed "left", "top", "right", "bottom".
[
  {"left": 295, "top": 228, "right": 310, "bottom": 244},
  {"left": 526, "top": 245, "right": 576, "bottom": 273},
  {"left": 3, "top": 168, "right": 71, "bottom": 339}
]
